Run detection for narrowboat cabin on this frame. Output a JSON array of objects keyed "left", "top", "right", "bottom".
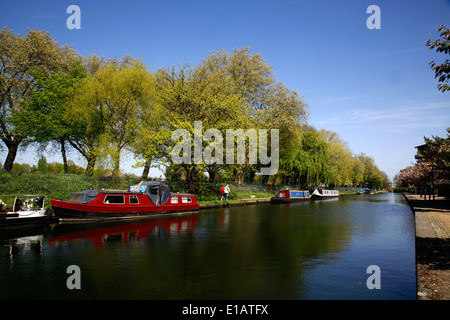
[
  {"left": 311, "top": 189, "right": 340, "bottom": 200},
  {"left": 51, "top": 181, "right": 199, "bottom": 222},
  {"left": 271, "top": 190, "right": 311, "bottom": 203},
  {"left": 0, "top": 195, "right": 51, "bottom": 229}
]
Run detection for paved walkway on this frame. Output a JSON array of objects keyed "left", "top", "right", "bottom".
[{"left": 403, "top": 194, "right": 450, "bottom": 300}]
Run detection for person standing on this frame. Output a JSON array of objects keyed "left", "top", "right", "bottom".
[
  {"left": 220, "top": 185, "right": 225, "bottom": 201},
  {"left": 224, "top": 185, "right": 230, "bottom": 201}
]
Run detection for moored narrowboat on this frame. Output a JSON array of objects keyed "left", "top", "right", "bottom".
[
  {"left": 51, "top": 181, "right": 199, "bottom": 222},
  {"left": 271, "top": 189, "right": 311, "bottom": 203},
  {"left": 311, "top": 188, "right": 340, "bottom": 200}
]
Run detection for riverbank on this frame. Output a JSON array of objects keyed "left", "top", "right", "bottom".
[
  {"left": 403, "top": 193, "right": 450, "bottom": 300},
  {"left": 197, "top": 190, "right": 375, "bottom": 209},
  {"left": 199, "top": 198, "right": 271, "bottom": 209}
]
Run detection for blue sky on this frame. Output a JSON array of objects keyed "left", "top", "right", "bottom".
[{"left": 1, "top": 0, "right": 449, "bottom": 181}]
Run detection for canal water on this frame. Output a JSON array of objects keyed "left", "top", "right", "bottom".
[{"left": 0, "top": 193, "right": 416, "bottom": 300}]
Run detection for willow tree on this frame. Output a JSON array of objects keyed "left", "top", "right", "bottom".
[
  {"left": 132, "top": 96, "right": 170, "bottom": 180},
  {"left": 357, "top": 153, "right": 387, "bottom": 189},
  {"left": 199, "top": 48, "right": 308, "bottom": 183},
  {"left": 69, "top": 57, "right": 154, "bottom": 176},
  {"left": 0, "top": 27, "right": 78, "bottom": 171},
  {"left": 318, "top": 129, "right": 353, "bottom": 186},
  {"left": 155, "top": 62, "right": 245, "bottom": 187},
  {"left": 279, "top": 127, "right": 330, "bottom": 186}
]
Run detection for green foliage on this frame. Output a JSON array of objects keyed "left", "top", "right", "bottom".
[
  {"left": 420, "top": 127, "right": 450, "bottom": 182},
  {"left": 426, "top": 25, "right": 450, "bottom": 92},
  {"left": 1, "top": 27, "right": 387, "bottom": 189},
  {"left": 0, "top": 27, "right": 79, "bottom": 171},
  {"left": 0, "top": 171, "right": 142, "bottom": 201},
  {"left": 393, "top": 187, "right": 414, "bottom": 193}
]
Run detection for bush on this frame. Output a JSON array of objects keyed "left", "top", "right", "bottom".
[{"left": 393, "top": 187, "right": 414, "bottom": 193}]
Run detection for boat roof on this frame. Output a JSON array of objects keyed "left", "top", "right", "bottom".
[
  {"left": 96, "top": 190, "right": 194, "bottom": 196},
  {"left": 67, "top": 181, "right": 194, "bottom": 206},
  {"left": 97, "top": 189, "right": 143, "bottom": 194}
]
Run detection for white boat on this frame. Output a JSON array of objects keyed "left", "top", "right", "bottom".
[
  {"left": 311, "top": 189, "right": 340, "bottom": 200},
  {"left": 0, "top": 195, "right": 51, "bottom": 229}
]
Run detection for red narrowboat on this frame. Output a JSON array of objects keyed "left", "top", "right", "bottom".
[{"left": 51, "top": 181, "right": 199, "bottom": 222}]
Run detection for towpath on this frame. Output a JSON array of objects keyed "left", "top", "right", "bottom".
[{"left": 403, "top": 194, "right": 450, "bottom": 300}]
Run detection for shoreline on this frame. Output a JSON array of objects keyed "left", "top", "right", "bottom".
[
  {"left": 199, "top": 198, "right": 271, "bottom": 209},
  {"left": 201, "top": 193, "right": 450, "bottom": 300},
  {"left": 197, "top": 190, "right": 376, "bottom": 209},
  {"left": 403, "top": 193, "right": 450, "bottom": 300}
]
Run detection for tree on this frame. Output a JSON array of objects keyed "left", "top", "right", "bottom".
[
  {"left": 154, "top": 60, "right": 245, "bottom": 188},
  {"left": 201, "top": 48, "right": 308, "bottom": 183},
  {"left": 414, "top": 128, "right": 450, "bottom": 198},
  {"left": 356, "top": 153, "right": 386, "bottom": 189},
  {"left": 131, "top": 79, "right": 169, "bottom": 180},
  {"left": 37, "top": 155, "right": 48, "bottom": 173},
  {"left": 426, "top": 25, "right": 450, "bottom": 92},
  {"left": 63, "top": 56, "right": 154, "bottom": 176},
  {"left": 351, "top": 157, "right": 364, "bottom": 187},
  {"left": 279, "top": 126, "right": 330, "bottom": 186},
  {"left": 318, "top": 129, "right": 353, "bottom": 186},
  {"left": 93, "top": 58, "right": 155, "bottom": 176},
  {"left": 419, "top": 128, "right": 450, "bottom": 182},
  {"left": 401, "top": 163, "right": 432, "bottom": 194},
  {"left": 399, "top": 129, "right": 449, "bottom": 198},
  {"left": 65, "top": 70, "right": 105, "bottom": 176},
  {"left": 0, "top": 27, "right": 78, "bottom": 171},
  {"left": 13, "top": 61, "right": 87, "bottom": 173}
]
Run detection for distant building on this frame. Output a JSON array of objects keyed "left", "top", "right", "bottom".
[{"left": 415, "top": 144, "right": 426, "bottom": 164}]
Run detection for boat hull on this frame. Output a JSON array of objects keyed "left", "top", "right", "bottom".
[
  {"left": 51, "top": 182, "right": 200, "bottom": 222},
  {"left": 0, "top": 214, "right": 47, "bottom": 229},
  {"left": 311, "top": 194, "right": 340, "bottom": 200},
  {"left": 311, "top": 189, "right": 340, "bottom": 200},
  {"left": 271, "top": 197, "right": 310, "bottom": 203},
  {"left": 270, "top": 190, "right": 311, "bottom": 204},
  {"left": 52, "top": 205, "right": 199, "bottom": 222}
]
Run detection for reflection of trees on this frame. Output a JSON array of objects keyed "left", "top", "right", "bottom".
[
  {"left": 61, "top": 203, "right": 354, "bottom": 299},
  {"left": 165, "top": 202, "right": 354, "bottom": 299}
]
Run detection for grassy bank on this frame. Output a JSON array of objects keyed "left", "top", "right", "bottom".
[
  {"left": 0, "top": 171, "right": 366, "bottom": 206},
  {"left": 0, "top": 171, "right": 277, "bottom": 205}
]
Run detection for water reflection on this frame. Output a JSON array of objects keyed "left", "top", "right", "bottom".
[
  {"left": 49, "top": 214, "right": 199, "bottom": 247},
  {"left": 1, "top": 235, "right": 44, "bottom": 267}
]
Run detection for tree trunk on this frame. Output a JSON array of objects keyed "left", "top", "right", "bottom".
[
  {"left": 85, "top": 155, "right": 97, "bottom": 176},
  {"left": 141, "top": 160, "right": 151, "bottom": 180},
  {"left": 235, "top": 164, "right": 245, "bottom": 184},
  {"left": 3, "top": 140, "right": 20, "bottom": 172},
  {"left": 112, "top": 156, "right": 121, "bottom": 177},
  {"left": 60, "top": 137, "right": 69, "bottom": 174}
]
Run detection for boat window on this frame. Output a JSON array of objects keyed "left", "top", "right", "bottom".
[
  {"left": 69, "top": 193, "right": 83, "bottom": 202},
  {"left": 130, "top": 195, "right": 139, "bottom": 204},
  {"left": 171, "top": 196, "right": 179, "bottom": 204},
  {"left": 182, "top": 196, "right": 192, "bottom": 203},
  {"left": 104, "top": 195, "right": 124, "bottom": 204}
]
